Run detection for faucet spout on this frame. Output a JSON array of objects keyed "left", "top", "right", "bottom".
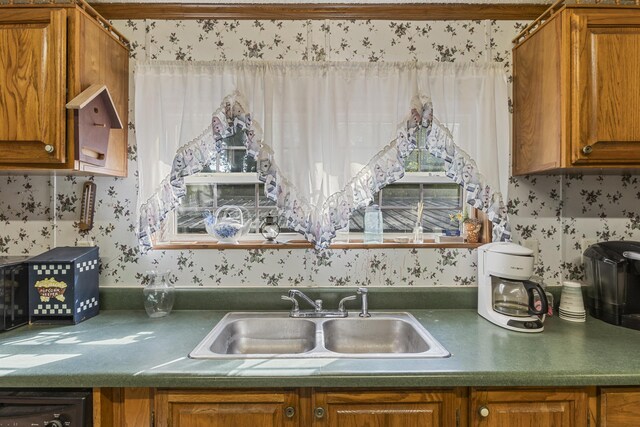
[
  {"left": 357, "top": 287, "right": 370, "bottom": 317},
  {"left": 288, "top": 289, "right": 322, "bottom": 311}
]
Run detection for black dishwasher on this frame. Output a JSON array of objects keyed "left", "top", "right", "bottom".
[{"left": 0, "top": 389, "right": 92, "bottom": 426}]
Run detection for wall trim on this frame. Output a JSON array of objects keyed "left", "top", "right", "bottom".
[{"left": 93, "top": 3, "right": 546, "bottom": 21}]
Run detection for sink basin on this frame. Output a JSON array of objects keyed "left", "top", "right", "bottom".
[
  {"left": 209, "top": 317, "right": 316, "bottom": 355},
  {"left": 189, "top": 312, "right": 450, "bottom": 359},
  {"left": 322, "top": 318, "right": 430, "bottom": 354}
]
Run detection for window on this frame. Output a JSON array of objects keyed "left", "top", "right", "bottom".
[{"left": 164, "top": 144, "right": 464, "bottom": 245}]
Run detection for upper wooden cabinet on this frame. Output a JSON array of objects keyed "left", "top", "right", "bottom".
[
  {"left": 0, "top": 0, "right": 129, "bottom": 176},
  {"left": 512, "top": 3, "right": 640, "bottom": 175}
]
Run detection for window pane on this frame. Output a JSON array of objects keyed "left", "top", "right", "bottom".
[
  {"left": 219, "top": 148, "right": 256, "bottom": 173},
  {"left": 176, "top": 184, "right": 216, "bottom": 234},
  {"left": 217, "top": 184, "right": 255, "bottom": 207},
  {"left": 382, "top": 208, "right": 416, "bottom": 232},
  {"left": 420, "top": 152, "right": 445, "bottom": 172},
  {"left": 381, "top": 184, "right": 420, "bottom": 207},
  {"left": 217, "top": 184, "right": 258, "bottom": 230},
  {"left": 222, "top": 131, "right": 246, "bottom": 148},
  {"left": 404, "top": 150, "right": 419, "bottom": 172},
  {"left": 174, "top": 178, "right": 462, "bottom": 238},
  {"left": 258, "top": 184, "right": 275, "bottom": 207},
  {"left": 423, "top": 184, "right": 460, "bottom": 209}
]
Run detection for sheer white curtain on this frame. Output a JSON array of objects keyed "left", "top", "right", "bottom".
[{"left": 135, "top": 61, "right": 509, "bottom": 250}]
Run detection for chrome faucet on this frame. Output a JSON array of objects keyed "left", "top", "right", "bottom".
[
  {"left": 281, "top": 288, "right": 370, "bottom": 318},
  {"left": 357, "top": 287, "right": 370, "bottom": 317},
  {"left": 286, "top": 289, "right": 323, "bottom": 312}
]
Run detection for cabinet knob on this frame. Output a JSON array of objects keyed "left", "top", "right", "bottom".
[
  {"left": 478, "top": 406, "right": 490, "bottom": 418},
  {"left": 314, "top": 407, "right": 325, "bottom": 419},
  {"left": 44, "top": 144, "right": 55, "bottom": 153},
  {"left": 582, "top": 145, "right": 593, "bottom": 155},
  {"left": 284, "top": 406, "right": 295, "bottom": 418}
]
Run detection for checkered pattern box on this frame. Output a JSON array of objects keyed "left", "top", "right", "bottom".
[{"left": 27, "top": 247, "right": 99, "bottom": 324}]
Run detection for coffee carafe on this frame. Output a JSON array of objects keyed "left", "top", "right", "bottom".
[{"left": 478, "top": 242, "right": 548, "bottom": 333}]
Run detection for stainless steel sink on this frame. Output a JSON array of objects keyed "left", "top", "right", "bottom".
[
  {"left": 208, "top": 317, "right": 316, "bottom": 355},
  {"left": 189, "top": 312, "right": 450, "bottom": 359},
  {"left": 322, "top": 318, "right": 430, "bottom": 354}
]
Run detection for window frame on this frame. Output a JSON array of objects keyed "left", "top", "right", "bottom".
[{"left": 155, "top": 171, "right": 491, "bottom": 249}]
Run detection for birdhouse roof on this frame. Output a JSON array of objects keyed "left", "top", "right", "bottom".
[{"left": 66, "top": 84, "right": 123, "bottom": 129}]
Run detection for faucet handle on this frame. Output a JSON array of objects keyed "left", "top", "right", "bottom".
[
  {"left": 338, "top": 295, "right": 357, "bottom": 313},
  {"left": 281, "top": 295, "right": 299, "bottom": 313}
]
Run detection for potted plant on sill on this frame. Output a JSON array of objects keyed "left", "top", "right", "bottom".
[{"left": 449, "top": 208, "right": 482, "bottom": 244}]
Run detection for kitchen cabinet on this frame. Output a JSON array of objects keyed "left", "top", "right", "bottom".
[
  {"left": 96, "top": 386, "right": 609, "bottom": 427},
  {"left": 470, "top": 388, "right": 593, "bottom": 427},
  {"left": 312, "top": 389, "right": 463, "bottom": 427},
  {"left": 600, "top": 387, "right": 640, "bottom": 427},
  {"left": 512, "top": 3, "right": 640, "bottom": 175},
  {"left": 154, "top": 389, "right": 300, "bottom": 427},
  {"left": 97, "top": 388, "right": 464, "bottom": 427},
  {"left": 0, "top": 0, "right": 129, "bottom": 176}
]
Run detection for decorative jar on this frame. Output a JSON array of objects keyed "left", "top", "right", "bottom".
[{"left": 143, "top": 270, "right": 175, "bottom": 318}]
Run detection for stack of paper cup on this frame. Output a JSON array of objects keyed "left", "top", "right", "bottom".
[{"left": 559, "top": 281, "right": 586, "bottom": 322}]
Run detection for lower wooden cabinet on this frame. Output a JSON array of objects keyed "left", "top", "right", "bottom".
[
  {"left": 469, "top": 388, "right": 593, "bottom": 427},
  {"left": 313, "top": 389, "right": 464, "bottom": 427},
  {"left": 600, "top": 387, "right": 640, "bottom": 427},
  {"left": 155, "top": 389, "right": 299, "bottom": 427},
  {"left": 95, "top": 386, "right": 636, "bottom": 427}
]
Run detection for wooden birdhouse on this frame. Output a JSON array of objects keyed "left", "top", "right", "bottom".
[{"left": 66, "top": 84, "right": 123, "bottom": 167}]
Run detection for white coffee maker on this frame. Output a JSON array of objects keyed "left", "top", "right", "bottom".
[{"left": 477, "top": 242, "right": 548, "bottom": 333}]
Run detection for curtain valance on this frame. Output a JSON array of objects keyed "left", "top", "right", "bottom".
[{"left": 135, "top": 61, "right": 510, "bottom": 251}]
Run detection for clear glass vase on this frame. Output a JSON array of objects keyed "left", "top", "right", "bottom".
[{"left": 143, "top": 270, "right": 175, "bottom": 318}]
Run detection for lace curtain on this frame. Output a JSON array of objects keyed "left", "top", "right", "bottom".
[{"left": 135, "top": 61, "right": 510, "bottom": 251}]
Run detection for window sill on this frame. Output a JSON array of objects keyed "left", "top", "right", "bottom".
[{"left": 152, "top": 239, "right": 483, "bottom": 250}]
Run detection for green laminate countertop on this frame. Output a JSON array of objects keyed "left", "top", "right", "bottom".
[{"left": 0, "top": 309, "right": 639, "bottom": 388}]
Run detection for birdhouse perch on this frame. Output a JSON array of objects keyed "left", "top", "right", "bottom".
[{"left": 66, "top": 84, "right": 123, "bottom": 167}]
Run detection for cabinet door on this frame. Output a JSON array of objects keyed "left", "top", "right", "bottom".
[
  {"left": 571, "top": 9, "right": 640, "bottom": 166},
  {"left": 470, "top": 388, "right": 589, "bottom": 427},
  {"left": 601, "top": 387, "right": 640, "bottom": 427},
  {"left": 0, "top": 8, "right": 67, "bottom": 164},
  {"left": 155, "top": 389, "right": 299, "bottom": 427},
  {"left": 71, "top": 8, "right": 129, "bottom": 176},
  {"left": 313, "top": 389, "right": 460, "bottom": 427},
  {"left": 512, "top": 13, "right": 564, "bottom": 175}
]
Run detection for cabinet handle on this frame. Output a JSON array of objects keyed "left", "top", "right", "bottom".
[
  {"left": 582, "top": 145, "right": 593, "bottom": 155},
  {"left": 284, "top": 406, "right": 295, "bottom": 418},
  {"left": 478, "top": 406, "right": 490, "bottom": 418},
  {"left": 314, "top": 407, "right": 325, "bottom": 419},
  {"left": 44, "top": 144, "right": 55, "bottom": 154}
]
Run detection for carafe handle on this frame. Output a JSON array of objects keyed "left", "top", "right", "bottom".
[{"left": 523, "top": 280, "right": 548, "bottom": 316}]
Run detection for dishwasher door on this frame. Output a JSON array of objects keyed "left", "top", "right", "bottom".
[{"left": 0, "top": 389, "right": 92, "bottom": 426}]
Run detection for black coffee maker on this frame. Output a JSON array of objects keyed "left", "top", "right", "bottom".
[{"left": 583, "top": 241, "right": 640, "bottom": 330}]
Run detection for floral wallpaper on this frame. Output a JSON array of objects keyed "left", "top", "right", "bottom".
[{"left": 1, "top": 18, "right": 639, "bottom": 288}]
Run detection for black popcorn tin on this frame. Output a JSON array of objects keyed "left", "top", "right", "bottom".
[{"left": 27, "top": 247, "right": 100, "bottom": 324}]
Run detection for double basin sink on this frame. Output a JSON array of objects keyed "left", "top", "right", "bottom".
[{"left": 189, "top": 312, "right": 450, "bottom": 359}]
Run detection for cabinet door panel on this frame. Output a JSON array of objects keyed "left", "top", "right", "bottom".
[
  {"left": 0, "top": 8, "right": 66, "bottom": 164},
  {"left": 171, "top": 402, "right": 284, "bottom": 427},
  {"left": 323, "top": 402, "right": 441, "bottom": 427},
  {"left": 314, "top": 390, "right": 458, "bottom": 427},
  {"left": 471, "top": 388, "right": 588, "bottom": 427},
  {"left": 479, "top": 401, "right": 573, "bottom": 427},
  {"left": 155, "top": 389, "right": 299, "bottom": 427},
  {"left": 572, "top": 11, "right": 640, "bottom": 165},
  {"left": 601, "top": 388, "right": 640, "bottom": 427},
  {"left": 73, "top": 9, "right": 129, "bottom": 176},
  {"left": 512, "top": 14, "right": 563, "bottom": 174}
]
